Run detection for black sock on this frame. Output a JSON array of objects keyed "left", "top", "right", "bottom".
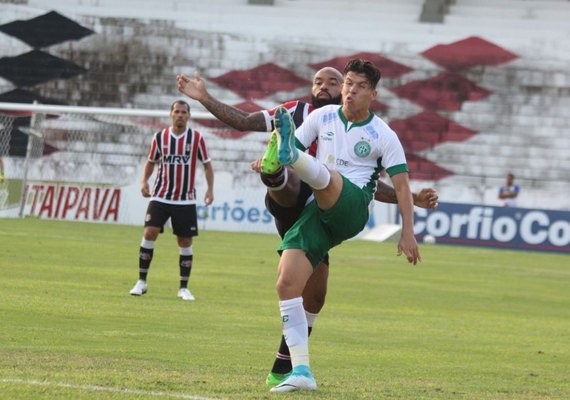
[
  {"left": 179, "top": 254, "right": 193, "bottom": 289},
  {"left": 260, "top": 167, "right": 286, "bottom": 189},
  {"left": 271, "top": 326, "right": 313, "bottom": 374},
  {"left": 139, "top": 247, "right": 153, "bottom": 280}
]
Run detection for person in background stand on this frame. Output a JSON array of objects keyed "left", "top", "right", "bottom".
[
  {"left": 498, "top": 172, "right": 520, "bottom": 207},
  {"left": 129, "top": 100, "right": 214, "bottom": 301}
]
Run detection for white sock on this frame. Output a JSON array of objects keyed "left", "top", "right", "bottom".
[
  {"left": 291, "top": 151, "right": 330, "bottom": 190},
  {"left": 279, "top": 297, "right": 310, "bottom": 368},
  {"left": 305, "top": 310, "right": 318, "bottom": 328},
  {"left": 140, "top": 239, "right": 155, "bottom": 249},
  {"left": 179, "top": 246, "right": 193, "bottom": 256}
]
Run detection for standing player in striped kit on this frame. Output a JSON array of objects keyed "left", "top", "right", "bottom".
[{"left": 129, "top": 100, "right": 214, "bottom": 301}]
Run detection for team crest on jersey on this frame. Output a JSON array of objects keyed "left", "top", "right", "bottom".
[{"left": 354, "top": 141, "right": 371, "bottom": 158}]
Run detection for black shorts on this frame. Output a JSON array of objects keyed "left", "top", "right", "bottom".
[
  {"left": 145, "top": 200, "right": 198, "bottom": 238},
  {"left": 265, "top": 182, "right": 329, "bottom": 265},
  {"left": 265, "top": 181, "right": 312, "bottom": 238}
]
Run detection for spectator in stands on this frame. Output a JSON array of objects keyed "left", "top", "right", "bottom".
[
  {"left": 129, "top": 100, "right": 214, "bottom": 301},
  {"left": 498, "top": 172, "right": 520, "bottom": 207}
]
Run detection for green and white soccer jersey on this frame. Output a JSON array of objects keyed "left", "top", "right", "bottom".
[{"left": 294, "top": 105, "right": 409, "bottom": 196}]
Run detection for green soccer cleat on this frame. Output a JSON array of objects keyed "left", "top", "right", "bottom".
[
  {"left": 260, "top": 131, "right": 281, "bottom": 174},
  {"left": 265, "top": 371, "right": 291, "bottom": 387},
  {"left": 273, "top": 107, "right": 298, "bottom": 165}
]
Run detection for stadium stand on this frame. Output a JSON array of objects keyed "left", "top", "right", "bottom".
[{"left": 0, "top": 0, "right": 569, "bottom": 210}]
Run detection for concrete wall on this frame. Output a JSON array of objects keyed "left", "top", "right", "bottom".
[{"left": 1, "top": 0, "right": 569, "bottom": 210}]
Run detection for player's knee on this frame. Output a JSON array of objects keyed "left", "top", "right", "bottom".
[
  {"left": 303, "top": 293, "right": 326, "bottom": 314},
  {"left": 144, "top": 227, "right": 160, "bottom": 241},
  {"left": 177, "top": 237, "right": 192, "bottom": 247},
  {"left": 275, "top": 277, "right": 303, "bottom": 299}
]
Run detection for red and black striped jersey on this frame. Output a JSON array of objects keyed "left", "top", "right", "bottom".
[
  {"left": 261, "top": 100, "right": 318, "bottom": 156},
  {"left": 262, "top": 100, "right": 314, "bottom": 132},
  {"left": 148, "top": 127, "right": 210, "bottom": 204}
]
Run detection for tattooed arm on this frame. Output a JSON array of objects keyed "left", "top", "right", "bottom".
[{"left": 177, "top": 71, "right": 267, "bottom": 132}]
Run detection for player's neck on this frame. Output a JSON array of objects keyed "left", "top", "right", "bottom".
[
  {"left": 171, "top": 126, "right": 186, "bottom": 136},
  {"left": 341, "top": 107, "right": 370, "bottom": 123}
]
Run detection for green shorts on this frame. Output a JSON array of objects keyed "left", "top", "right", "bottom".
[{"left": 278, "top": 175, "right": 372, "bottom": 268}]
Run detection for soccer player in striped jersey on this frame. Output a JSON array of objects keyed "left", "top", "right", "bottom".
[
  {"left": 176, "top": 69, "right": 437, "bottom": 385},
  {"left": 129, "top": 100, "right": 214, "bottom": 301}
]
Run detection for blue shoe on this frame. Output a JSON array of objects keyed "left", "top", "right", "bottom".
[
  {"left": 269, "top": 365, "right": 317, "bottom": 393},
  {"left": 273, "top": 107, "right": 298, "bottom": 165}
]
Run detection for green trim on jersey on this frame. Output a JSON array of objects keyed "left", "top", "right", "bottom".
[
  {"left": 386, "top": 163, "right": 409, "bottom": 177},
  {"left": 363, "top": 159, "right": 383, "bottom": 196},
  {"left": 337, "top": 108, "right": 375, "bottom": 131},
  {"left": 295, "top": 137, "right": 306, "bottom": 152}
]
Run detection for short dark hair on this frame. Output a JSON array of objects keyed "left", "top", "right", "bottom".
[
  {"left": 343, "top": 59, "right": 382, "bottom": 89},
  {"left": 171, "top": 100, "right": 190, "bottom": 112}
]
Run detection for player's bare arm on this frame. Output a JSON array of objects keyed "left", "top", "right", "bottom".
[
  {"left": 177, "top": 72, "right": 266, "bottom": 132},
  {"left": 499, "top": 192, "right": 517, "bottom": 199},
  {"left": 140, "top": 161, "right": 154, "bottom": 198},
  {"left": 203, "top": 161, "right": 214, "bottom": 206},
  {"left": 391, "top": 173, "right": 421, "bottom": 265},
  {"left": 375, "top": 181, "right": 438, "bottom": 209}
]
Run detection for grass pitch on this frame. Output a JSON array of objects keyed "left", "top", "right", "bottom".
[{"left": 0, "top": 218, "right": 569, "bottom": 399}]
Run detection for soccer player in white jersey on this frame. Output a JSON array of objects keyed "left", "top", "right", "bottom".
[
  {"left": 269, "top": 59, "right": 420, "bottom": 393},
  {"left": 177, "top": 68, "right": 435, "bottom": 385},
  {"left": 129, "top": 100, "right": 214, "bottom": 301}
]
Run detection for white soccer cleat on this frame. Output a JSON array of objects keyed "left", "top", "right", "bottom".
[
  {"left": 129, "top": 279, "right": 147, "bottom": 296},
  {"left": 177, "top": 288, "right": 195, "bottom": 301},
  {"left": 269, "top": 365, "right": 317, "bottom": 393}
]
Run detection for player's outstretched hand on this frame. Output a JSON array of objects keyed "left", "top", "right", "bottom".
[
  {"left": 415, "top": 188, "right": 439, "bottom": 209},
  {"left": 177, "top": 71, "right": 207, "bottom": 102},
  {"left": 250, "top": 159, "right": 261, "bottom": 173}
]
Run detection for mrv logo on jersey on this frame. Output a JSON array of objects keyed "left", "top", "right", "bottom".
[
  {"left": 411, "top": 202, "right": 570, "bottom": 253},
  {"left": 163, "top": 155, "right": 192, "bottom": 163}
]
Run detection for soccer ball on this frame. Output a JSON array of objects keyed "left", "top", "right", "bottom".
[{"left": 423, "top": 234, "right": 436, "bottom": 244}]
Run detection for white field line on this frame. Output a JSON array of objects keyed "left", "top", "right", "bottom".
[{"left": 0, "top": 378, "right": 223, "bottom": 400}]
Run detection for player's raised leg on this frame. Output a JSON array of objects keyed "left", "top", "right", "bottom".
[{"left": 273, "top": 107, "right": 330, "bottom": 191}]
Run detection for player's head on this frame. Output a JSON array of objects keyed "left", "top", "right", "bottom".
[
  {"left": 170, "top": 100, "right": 191, "bottom": 130},
  {"left": 343, "top": 59, "right": 381, "bottom": 89},
  {"left": 341, "top": 59, "right": 380, "bottom": 111},
  {"left": 311, "top": 67, "right": 343, "bottom": 108},
  {"left": 507, "top": 172, "right": 515, "bottom": 184},
  {"left": 171, "top": 99, "right": 190, "bottom": 113}
]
